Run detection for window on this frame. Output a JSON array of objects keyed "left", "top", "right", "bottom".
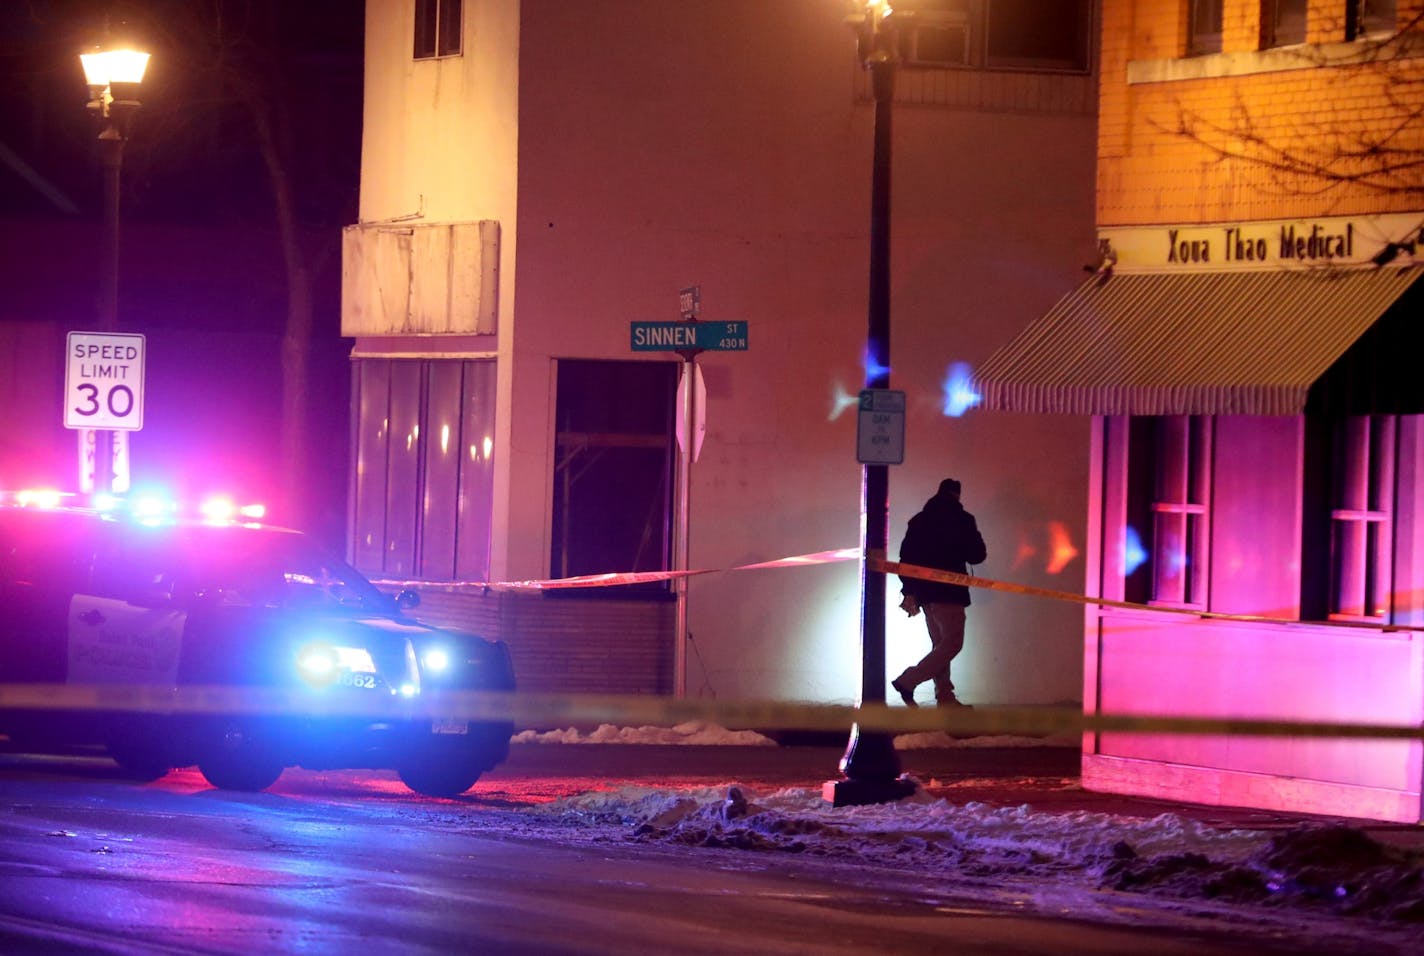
[
  {"left": 1327, "top": 416, "right": 1394, "bottom": 620},
  {"left": 1265, "top": 0, "right": 1307, "bottom": 47},
  {"left": 351, "top": 359, "right": 496, "bottom": 582},
  {"left": 894, "top": 0, "right": 1092, "bottom": 73},
  {"left": 1348, "top": 0, "right": 1396, "bottom": 38},
  {"left": 551, "top": 360, "right": 676, "bottom": 594},
  {"left": 1188, "top": 0, "right": 1224, "bottom": 54},
  {"left": 89, "top": 533, "right": 175, "bottom": 605},
  {"left": 414, "top": 0, "right": 462, "bottom": 59},
  {"left": 1126, "top": 416, "right": 1211, "bottom": 607}
]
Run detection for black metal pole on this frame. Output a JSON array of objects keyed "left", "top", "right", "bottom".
[
  {"left": 99, "top": 130, "right": 122, "bottom": 333},
  {"left": 862, "top": 55, "right": 894, "bottom": 703},
  {"left": 93, "top": 126, "right": 126, "bottom": 496},
  {"left": 834, "top": 50, "right": 909, "bottom": 796}
]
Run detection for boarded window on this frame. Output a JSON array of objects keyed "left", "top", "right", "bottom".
[{"left": 352, "top": 359, "right": 496, "bottom": 582}]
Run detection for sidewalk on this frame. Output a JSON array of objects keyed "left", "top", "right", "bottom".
[{"left": 487, "top": 741, "right": 1424, "bottom": 852}]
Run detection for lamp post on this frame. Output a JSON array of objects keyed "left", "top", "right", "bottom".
[
  {"left": 825, "top": 1, "right": 915, "bottom": 806},
  {"left": 79, "top": 39, "right": 149, "bottom": 496}
]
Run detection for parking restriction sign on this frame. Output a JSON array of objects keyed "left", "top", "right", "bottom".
[
  {"left": 855, "top": 388, "right": 905, "bottom": 465},
  {"left": 64, "top": 331, "right": 146, "bottom": 431}
]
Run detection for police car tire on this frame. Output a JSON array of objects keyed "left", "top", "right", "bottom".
[
  {"left": 199, "top": 753, "right": 285, "bottom": 792},
  {"left": 397, "top": 762, "right": 482, "bottom": 798},
  {"left": 198, "top": 722, "right": 285, "bottom": 792}
]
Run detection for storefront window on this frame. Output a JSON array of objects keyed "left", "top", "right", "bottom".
[
  {"left": 1126, "top": 415, "right": 1212, "bottom": 608},
  {"left": 1328, "top": 416, "right": 1394, "bottom": 620},
  {"left": 551, "top": 360, "right": 675, "bottom": 594}
]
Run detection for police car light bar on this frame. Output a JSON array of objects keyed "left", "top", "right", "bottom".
[{"left": 3, "top": 489, "right": 266, "bottom": 524}]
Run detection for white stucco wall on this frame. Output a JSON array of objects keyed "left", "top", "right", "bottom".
[
  {"left": 358, "top": 0, "right": 1096, "bottom": 706},
  {"left": 359, "top": 0, "right": 524, "bottom": 581}
]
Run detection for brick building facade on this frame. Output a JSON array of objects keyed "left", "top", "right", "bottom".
[{"left": 979, "top": 1, "right": 1424, "bottom": 822}]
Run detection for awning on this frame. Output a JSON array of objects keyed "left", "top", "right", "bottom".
[{"left": 974, "top": 265, "right": 1422, "bottom": 416}]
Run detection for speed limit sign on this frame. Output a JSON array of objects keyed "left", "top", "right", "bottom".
[{"left": 64, "top": 332, "right": 146, "bottom": 431}]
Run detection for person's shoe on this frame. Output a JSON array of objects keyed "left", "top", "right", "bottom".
[
  {"left": 937, "top": 696, "right": 973, "bottom": 710},
  {"left": 891, "top": 677, "right": 917, "bottom": 707}
]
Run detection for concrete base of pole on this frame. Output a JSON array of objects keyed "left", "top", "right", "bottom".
[
  {"left": 821, "top": 775, "right": 918, "bottom": 808},
  {"left": 823, "top": 723, "right": 918, "bottom": 806}
]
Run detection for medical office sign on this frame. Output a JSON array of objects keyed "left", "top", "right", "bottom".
[
  {"left": 1098, "top": 212, "right": 1421, "bottom": 272},
  {"left": 64, "top": 332, "right": 145, "bottom": 431}
]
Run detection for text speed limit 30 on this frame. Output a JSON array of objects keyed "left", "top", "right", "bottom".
[{"left": 64, "top": 332, "right": 146, "bottom": 431}]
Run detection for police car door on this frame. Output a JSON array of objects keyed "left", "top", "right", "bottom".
[{"left": 67, "top": 525, "right": 186, "bottom": 688}]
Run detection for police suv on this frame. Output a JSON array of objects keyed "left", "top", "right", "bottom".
[{"left": 0, "top": 493, "right": 515, "bottom": 797}]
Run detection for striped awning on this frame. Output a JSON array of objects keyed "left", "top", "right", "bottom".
[{"left": 975, "top": 265, "right": 1422, "bottom": 416}]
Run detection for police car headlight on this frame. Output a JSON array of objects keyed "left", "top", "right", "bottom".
[
  {"left": 421, "top": 647, "right": 451, "bottom": 674},
  {"left": 296, "top": 643, "right": 376, "bottom": 687},
  {"left": 297, "top": 645, "right": 336, "bottom": 684}
]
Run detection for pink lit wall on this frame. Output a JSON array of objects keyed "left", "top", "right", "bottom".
[{"left": 1084, "top": 415, "right": 1424, "bottom": 823}]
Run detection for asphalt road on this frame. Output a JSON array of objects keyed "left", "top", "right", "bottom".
[{"left": 0, "top": 742, "right": 1414, "bottom": 954}]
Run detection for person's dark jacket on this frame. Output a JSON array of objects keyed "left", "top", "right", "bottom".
[{"left": 898, "top": 490, "right": 987, "bottom": 606}]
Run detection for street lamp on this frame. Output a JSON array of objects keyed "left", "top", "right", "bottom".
[
  {"left": 79, "top": 37, "right": 149, "bottom": 495},
  {"left": 824, "top": 1, "right": 915, "bottom": 807}
]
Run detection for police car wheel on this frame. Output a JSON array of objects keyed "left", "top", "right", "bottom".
[
  {"left": 397, "top": 761, "right": 482, "bottom": 798},
  {"left": 198, "top": 723, "right": 285, "bottom": 792}
]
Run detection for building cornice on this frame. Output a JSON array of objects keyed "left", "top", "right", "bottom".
[{"left": 1127, "top": 30, "right": 1424, "bottom": 85}]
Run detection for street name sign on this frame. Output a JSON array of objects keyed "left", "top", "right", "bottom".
[
  {"left": 856, "top": 388, "right": 905, "bottom": 465},
  {"left": 64, "top": 331, "right": 146, "bottom": 430},
  {"left": 630, "top": 321, "right": 749, "bottom": 352}
]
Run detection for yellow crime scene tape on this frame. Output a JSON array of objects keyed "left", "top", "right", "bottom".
[
  {"left": 3, "top": 548, "right": 1420, "bottom": 741},
  {"left": 872, "top": 555, "right": 1424, "bottom": 635},
  {"left": 370, "top": 547, "right": 863, "bottom": 592},
  {"left": 0, "top": 683, "right": 1421, "bottom": 741}
]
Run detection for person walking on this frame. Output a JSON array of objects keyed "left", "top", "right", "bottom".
[{"left": 891, "top": 478, "right": 987, "bottom": 708}]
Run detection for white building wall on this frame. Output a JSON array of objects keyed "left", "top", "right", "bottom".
[
  {"left": 357, "top": 0, "right": 1096, "bottom": 706},
  {"left": 358, "top": 0, "right": 523, "bottom": 580}
]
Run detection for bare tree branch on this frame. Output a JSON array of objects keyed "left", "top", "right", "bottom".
[{"left": 1153, "top": 14, "right": 1424, "bottom": 200}]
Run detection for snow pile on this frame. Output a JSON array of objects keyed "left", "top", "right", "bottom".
[
  {"left": 525, "top": 780, "right": 1424, "bottom": 925},
  {"left": 510, "top": 721, "right": 1076, "bottom": 749},
  {"left": 1102, "top": 824, "right": 1424, "bottom": 921},
  {"left": 511, "top": 721, "right": 776, "bottom": 746},
  {"left": 506, "top": 721, "right": 1424, "bottom": 927}
]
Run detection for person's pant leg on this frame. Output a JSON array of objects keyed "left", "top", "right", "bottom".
[
  {"left": 897, "top": 603, "right": 966, "bottom": 700},
  {"left": 923, "top": 603, "right": 966, "bottom": 704}
]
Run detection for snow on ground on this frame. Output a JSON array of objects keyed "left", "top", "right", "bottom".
[
  {"left": 511, "top": 722, "right": 776, "bottom": 746},
  {"left": 511, "top": 720, "right": 1081, "bottom": 749},
  {"left": 509, "top": 721, "right": 1424, "bottom": 932}
]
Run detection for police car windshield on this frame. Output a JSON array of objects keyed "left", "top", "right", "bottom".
[{"left": 176, "top": 526, "right": 392, "bottom": 613}]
